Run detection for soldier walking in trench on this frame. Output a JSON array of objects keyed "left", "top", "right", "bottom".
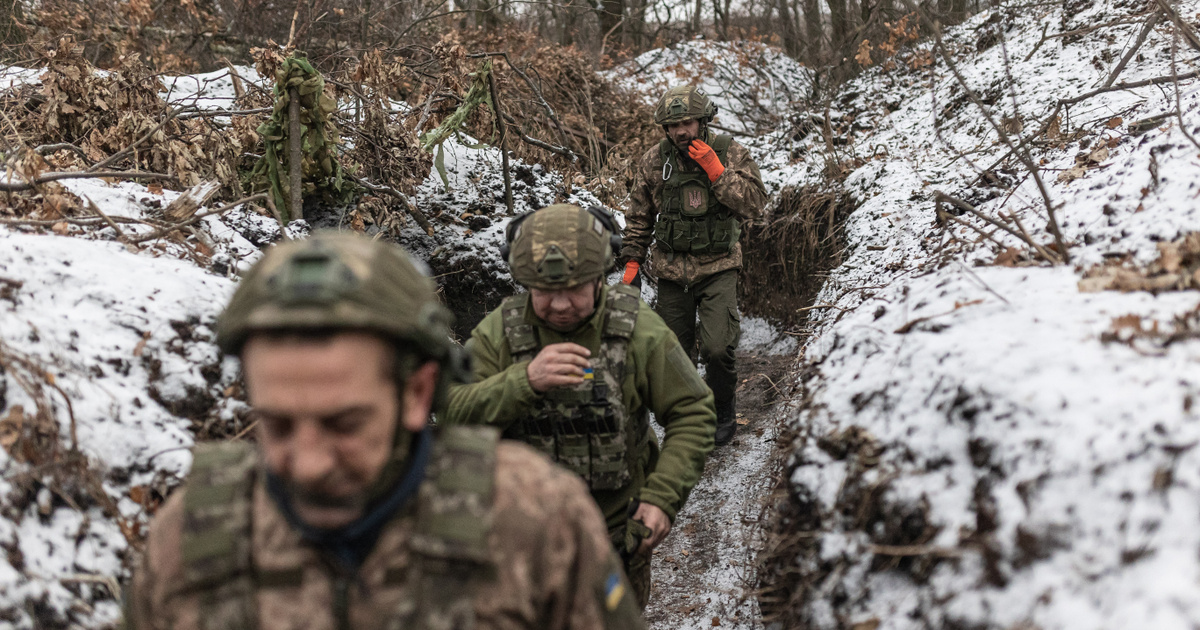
[
  {"left": 443, "top": 203, "right": 717, "bottom": 609},
  {"left": 619, "top": 86, "right": 769, "bottom": 446},
  {"left": 121, "top": 232, "right": 644, "bottom": 630}
]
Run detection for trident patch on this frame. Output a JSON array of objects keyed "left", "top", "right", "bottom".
[{"left": 686, "top": 189, "right": 704, "bottom": 211}]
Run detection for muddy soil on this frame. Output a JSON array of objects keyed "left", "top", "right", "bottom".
[{"left": 646, "top": 351, "right": 799, "bottom": 630}]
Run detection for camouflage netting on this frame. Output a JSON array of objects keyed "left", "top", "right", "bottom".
[{"left": 249, "top": 54, "right": 353, "bottom": 223}]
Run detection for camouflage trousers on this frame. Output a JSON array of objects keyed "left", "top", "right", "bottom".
[
  {"left": 624, "top": 552, "right": 652, "bottom": 610},
  {"left": 655, "top": 269, "right": 740, "bottom": 407}
]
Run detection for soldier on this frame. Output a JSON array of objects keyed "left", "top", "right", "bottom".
[
  {"left": 444, "top": 203, "right": 716, "bottom": 609},
  {"left": 619, "top": 86, "right": 769, "bottom": 446},
  {"left": 121, "top": 232, "right": 644, "bottom": 630}
]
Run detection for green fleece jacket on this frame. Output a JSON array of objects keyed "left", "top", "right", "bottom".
[{"left": 443, "top": 286, "right": 716, "bottom": 530}]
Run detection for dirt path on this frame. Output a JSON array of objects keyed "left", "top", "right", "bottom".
[{"left": 645, "top": 351, "right": 798, "bottom": 629}]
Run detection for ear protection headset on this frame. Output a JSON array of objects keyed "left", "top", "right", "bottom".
[{"left": 498, "top": 205, "right": 623, "bottom": 263}]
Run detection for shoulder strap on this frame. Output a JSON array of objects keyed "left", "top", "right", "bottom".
[
  {"left": 180, "top": 441, "right": 258, "bottom": 630},
  {"left": 658, "top": 138, "right": 674, "bottom": 168},
  {"left": 500, "top": 293, "right": 539, "bottom": 358},
  {"left": 391, "top": 426, "right": 500, "bottom": 630},
  {"left": 603, "top": 284, "right": 640, "bottom": 340},
  {"left": 711, "top": 133, "right": 733, "bottom": 163}
]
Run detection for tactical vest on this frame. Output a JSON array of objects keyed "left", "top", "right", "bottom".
[
  {"left": 500, "top": 284, "right": 645, "bottom": 491},
  {"left": 177, "top": 425, "right": 500, "bottom": 630},
  {"left": 652, "top": 134, "right": 741, "bottom": 255}
]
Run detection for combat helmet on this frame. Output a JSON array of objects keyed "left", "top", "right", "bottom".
[
  {"left": 216, "top": 231, "right": 462, "bottom": 391},
  {"left": 502, "top": 204, "right": 622, "bottom": 290},
  {"left": 653, "top": 85, "right": 718, "bottom": 126}
]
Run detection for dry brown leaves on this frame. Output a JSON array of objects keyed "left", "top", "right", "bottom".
[{"left": 1080, "top": 232, "right": 1200, "bottom": 293}]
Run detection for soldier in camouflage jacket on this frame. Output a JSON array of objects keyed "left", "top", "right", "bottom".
[
  {"left": 122, "top": 233, "right": 644, "bottom": 630},
  {"left": 619, "top": 86, "right": 769, "bottom": 446}
]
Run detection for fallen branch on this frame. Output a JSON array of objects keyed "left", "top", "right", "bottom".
[
  {"left": 129, "top": 194, "right": 267, "bottom": 244},
  {"left": 935, "top": 192, "right": 1061, "bottom": 263},
  {"left": 33, "top": 143, "right": 88, "bottom": 160},
  {"left": 0, "top": 170, "right": 174, "bottom": 192},
  {"left": 870, "top": 543, "right": 966, "bottom": 558},
  {"left": 1060, "top": 71, "right": 1200, "bottom": 105},
  {"left": 1103, "top": 9, "right": 1163, "bottom": 89},
  {"left": 347, "top": 173, "right": 435, "bottom": 235},
  {"left": 928, "top": 20, "right": 1069, "bottom": 262},
  {"left": 175, "top": 107, "right": 271, "bottom": 120},
  {"left": 1155, "top": 0, "right": 1200, "bottom": 52}
]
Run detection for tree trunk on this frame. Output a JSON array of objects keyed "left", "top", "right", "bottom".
[
  {"left": 597, "top": 0, "right": 625, "bottom": 48},
  {"left": 803, "top": 0, "right": 822, "bottom": 63},
  {"left": 827, "top": 0, "right": 848, "bottom": 60},
  {"left": 692, "top": 0, "right": 703, "bottom": 35},
  {"left": 779, "top": 0, "right": 800, "bottom": 57}
]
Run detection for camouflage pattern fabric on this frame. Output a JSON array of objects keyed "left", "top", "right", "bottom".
[
  {"left": 178, "top": 442, "right": 257, "bottom": 630},
  {"left": 499, "top": 283, "right": 642, "bottom": 491},
  {"left": 652, "top": 86, "right": 717, "bottom": 126},
  {"left": 122, "top": 436, "right": 645, "bottom": 630},
  {"left": 621, "top": 130, "right": 768, "bottom": 286},
  {"left": 652, "top": 135, "right": 740, "bottom": 256},
  {"left": 506, "top": 203, "right": 616, "bottom": 290}
]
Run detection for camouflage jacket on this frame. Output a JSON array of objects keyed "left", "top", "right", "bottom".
[
  {"left": 621, "top": 131, "right": 768, "bottom": 285},
  {"left": 443, "top": 286, "right": 716, "bottom": 530},
  {"left": 122, "top": 440, "right": 644, "bottom": 630}
]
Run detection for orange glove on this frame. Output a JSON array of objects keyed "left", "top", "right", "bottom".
[
  {"left": 621, "top": 261, "right": 640, "bottom": 284},
  {"left": 688, "top": 139, "right": 725, "bottom": 182}
]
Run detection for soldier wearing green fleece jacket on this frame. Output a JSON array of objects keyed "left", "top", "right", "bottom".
[{"left": 443, "top": 203, "right": 716, "bottom": 609}]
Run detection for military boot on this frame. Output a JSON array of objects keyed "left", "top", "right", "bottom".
[{"left": 714, "top": 397, "right": 737, "bottom": 446}]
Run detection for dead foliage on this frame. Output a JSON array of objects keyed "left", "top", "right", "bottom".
[
  {"left": 739, "top": 185, "right": 857, "bottom": 328},
  {"left": 1080, "top": 232, "right": 1200, "bottom": 293},
  {"left": 1099, "top": 307, "right": 1200, "bottom": 354}
]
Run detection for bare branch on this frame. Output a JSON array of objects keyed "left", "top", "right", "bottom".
[{"left": 0, "top": 171, "right": 175, "bottom": 192}]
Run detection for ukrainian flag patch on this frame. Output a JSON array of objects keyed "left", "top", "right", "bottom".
[{"left": 604, "top": 572, "right": 625, "bottom": 610}]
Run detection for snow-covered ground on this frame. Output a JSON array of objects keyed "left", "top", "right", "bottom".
[
  {"left": 773, "top": 1, "right": 1200, "bottom": 628},
  {"left": 605, "top": 39, "right": 813, "bottom": 134}
]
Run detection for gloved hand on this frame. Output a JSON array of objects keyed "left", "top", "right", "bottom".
[
  {"left": 621, "top": 261, "right": 641, "bottom": 287},
  {"left": 688, "top": 139, "right": 725, "bottom": 182}
]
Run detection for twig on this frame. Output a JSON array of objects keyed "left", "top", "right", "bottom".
[
  {"left": 487, "top": 69, "right": 514, "bottom": 216},
  {"left": 1170, "top": 26, "right": 1200, "bottom": 153},
  {"left": 83, "top": 195, "right": 127, "bottom": 242},
  {"left": 129, "top": 194, "right": 267, "bottom": 244},
  {"left": 937, "top": 207, "right": 1014, "bottom": 253},
  {"left": 468, "top": 51, "right": 576, "bottom": 160},
  {"left": 1155, "top": 0, "right": 1200, "bottom": 52},
  {"left": 1104, "top": 9, "right": 1163, "bottom": 89},
  {"left": 936, "top": 192, "right": 1060, "bottom": 263},
  {"left": 928, "top": 20, "right": 1069, "bottom": 263},
  {"left": 347, "top": 173, "right": 435, "bottom": 235},
  {"left": 870, "top": 543, "right": 965, "bottom": 558},
  {"left": 500, "top": 112, "right": 575, "bottom": 156},
  {"left": 0, "top": 170, "right": 174, "bottom": 192},
  {"left": 175, "top": 107, "right": 271, "bottom": 120},
  {"left": 1060, "top": 71, "right": 1200, "bottom": 105},
  {"left": 33, "top": 143, "right": 88, "bottom": 160}
]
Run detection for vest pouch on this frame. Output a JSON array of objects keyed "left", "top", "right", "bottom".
[
  {"left": 654, "top": 215, "right": 678, "bottom": 252},
  {"left": 708, "top": 214, "right": 741, "bottom": 254},
  {"left": 679, "top": 182, "right": 710, "bottom": 218},
  {"left": 588, "top": 407, "right": 628, "bottom": 490},
  {"left": 686, "top": 217, "right": 712, "bottom": 253}
]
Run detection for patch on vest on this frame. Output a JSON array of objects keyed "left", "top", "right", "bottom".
[{"left": 686, "top": 189, "right": 703, "bottom": 211}]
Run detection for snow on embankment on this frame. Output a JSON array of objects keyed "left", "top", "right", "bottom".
[
  {"left": 769, "top": 2, "right": 1200, "bottom": 628},
  {"left": 605, "top": 39, "right": 813, "bottom": 135}
]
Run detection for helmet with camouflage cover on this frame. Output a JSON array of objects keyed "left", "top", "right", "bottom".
[
  {"left": 653, "top": 85, "right": 718, "bottom": 126},
  {"left": 504, "top": 204, "right": 620, "bottom": 290},
  {"left": 216, "top": 231, "right": 457, "bottom": 368}
]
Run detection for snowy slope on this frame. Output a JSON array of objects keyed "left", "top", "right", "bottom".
[{"left": 775, "top": 1, "right": 1200, "bottom": 628}]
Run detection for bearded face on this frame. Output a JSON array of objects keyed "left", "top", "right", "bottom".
[{"left": 665, "top": 119, "right": 702, "bottom": 155}]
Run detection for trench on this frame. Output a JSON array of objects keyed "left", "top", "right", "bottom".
[{"left": 424, "top": 184, "right": 857, "bottom": 629}]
